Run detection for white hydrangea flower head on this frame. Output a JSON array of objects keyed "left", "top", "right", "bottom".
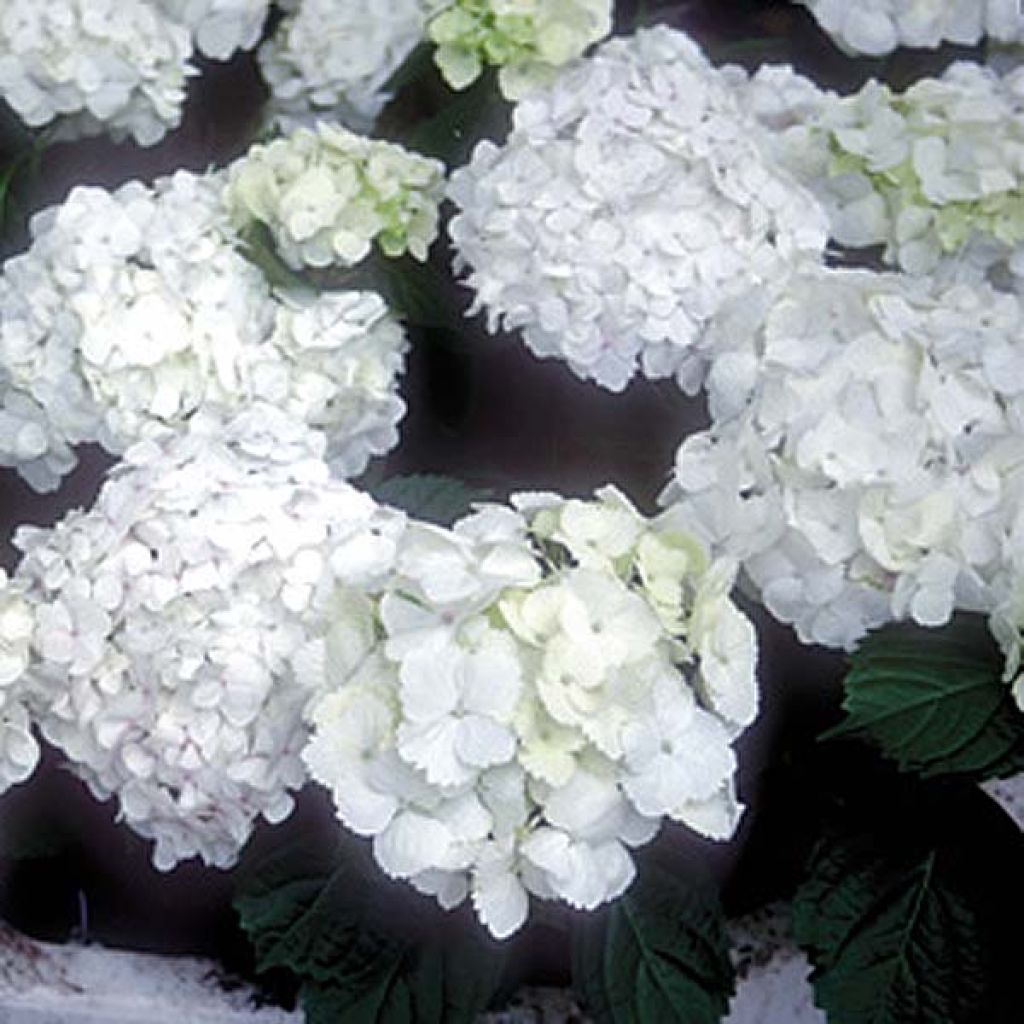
[
  {"left": 448, "top": 26, "right": 828, "bottom": 393},
  {"left": 737, "top": 61, "right": 1024, "bottom": 286},
  {"left": 304, "top": 485, "right": 759, "bottom": 938},
  {"left": 797, "top": 0, "right": 1024, "bottom": 56},
  {"left": 223, "top": 122, "right": 446, "bottom": 271},
  {"left": 154, "top": 0, "right": 271, "bottom": 59},
  {"left": 14, "top": 406, "right": 407, "bottom": 871},
  {"left": 425, "top": 0, "right": 613, "bottom": 99},
  {"left": 0, "top": 170, "right": 409, "bottom": 489},
  {"left": 258, "top": 0, "right": 427, "bottom": 133},
  {"left": 663, "top": 265, "right": 1024, "bottom": 650},
  {"left": 0, "top": 0, "right": 194, "bottom": 146},
  {"left": 0, "top": 570, "right": 40, "bottom": 795}
]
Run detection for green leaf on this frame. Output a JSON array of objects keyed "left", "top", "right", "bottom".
[
  {"left": 235, "top": 222, "right": 313, "bottom": 294},
  {"left": 794, "top": 832, "right": 994, "bottom": 1024},
  {"left": 372, "top": 255, "right": 462, "bottom": 332},
  {"left": 297, "top": 929, "right": 504, "bottom": 1024},
  {"left": 235, "top": 844, "right": 400, "bottom": 986},
  {"left": 825, "top": 616, "right": 1024, "bottom": 780},
  {"left": 380, "top": 42, "right": 437, "bottom": 97},
  {"left": 371, "top": 473, "right": 492, "bottom": 526},
  {"left": 572, "top": 865, "right": 734, "bottom": 1024},
  {"left": 405, "top": 68, "right": 509, "bottom": 167},
  {"left": 235, "top": 842, "right": 505, "bottom": 1024}
]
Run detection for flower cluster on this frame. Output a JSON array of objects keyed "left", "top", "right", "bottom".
[
  {"left": 0, "top": 570, "right": 39, "bottom": 796},
  {"left": 257, "top": 0, "right": 427, "bottom": 133},
  {"left": 737, "top": 61, "right": 1024, "bottom": 282},
  {"left": 0, "top": 0, "right": 193, "bottom": 146},
  {"left": 0, "top": 170, "right": 409, "bottom": 490},
  {"left": 13, "top": 407, "right": 407, "bottom": 871},
  {"left": 663, "top": 266, "right": 1024, "bottom": 650},
  {"left": 796, "top": 0, "right": 1024, "bottom": 56},
  {"left": 426, "top": 0, "right": 613, "bottom": 99},
  {"left": 154, "top": 0, "right": 271, "bottom": 60},
  {"left": 448, "top": 26, "right": 827, "bottom": 393},
  {"left": 304, "top": 486, "right": 758, "bottom": 938},
  {"left": 224, "top": 123, "right": 445, "bottom": 270}
]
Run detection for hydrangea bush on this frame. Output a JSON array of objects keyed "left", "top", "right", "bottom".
[{"left": 0, "top": 4, "right": 1021, "bottom": 1021}]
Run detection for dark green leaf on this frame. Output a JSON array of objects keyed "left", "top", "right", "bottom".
[
  {"left": 381, "top": 43, "right": 437, "bottom": 98},
  {"left": 235, "top": 845, "right": 400, "bottom": 986},
  {"left": 572, "top": 865, "right": 734, "bottom": 1024},
  {"left": 235, "top": 842, "right": 504, "bottom": 1024},
  {"left": 0, "top": 162, "right": 16, "bottom": 216},
  {"left": 825, "top": 616, "right": 1024, "bottom": 780},
  {"left": 794, "top": 832, "right": 994, "bottom": 1024},
  {"left": 301, "top": 969, "right": 408, "bottom": 1024},
  {"left": 405, "top": 69, "right": 510, "bottom": 167},
  {"left": 299, "top": 930, "right": 504, "bottom": 1024},
  {"left": 372, "top": 255, "right": 463, "bottom": 332},
  {"left": 371, "top": 473, "right": 492, "bottom": 526},
  {"left": 235, "top": 222, "right": 312, "bottom": 294}
]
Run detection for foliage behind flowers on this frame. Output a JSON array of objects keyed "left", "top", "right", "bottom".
[{"left": 303, "top": 485, "right": 757, "bottom": 938}]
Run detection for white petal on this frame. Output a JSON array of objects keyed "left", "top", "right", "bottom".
[
  {"left": 472, "top": 869, "right": 529, "bottom": 939},
  {"left": 410, "top": 868, "right": 470, "bottom": 910},
  {"left": 461, "top": 644, "right": 522, "bottom": 719},
  {"left": 399, "top": 645, "right": 460, "bottom": 722},
  {"left": 334, "top": 778, "right": 400, "bottom": 836},
  {"left": 672, "top": 782, "right": 744, "bottom": 840},
  {"left": 397, "top": 717, "right": 473, "bottom": 787},
  {"left": 454, "top": 715, "right": 516, "bottom": 768},
  {"left": 544, "top": 769, "right": 624, "bottom": 840},
  {"left": 374, "top": 811, "right": 452, "bottom": 878}
]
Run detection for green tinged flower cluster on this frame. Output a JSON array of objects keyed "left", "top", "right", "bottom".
[
  {"left": 426, "top": 0, "right": 612, "bottom": 99},
  {"left": 814, "top": 65, "right": 1024, "bottom": 272},
  {"left": 223, "top": 123, "right": 445, "bottom": 271},
  {"left": 827, "top": 125, "right": 1024, "bottom": 257}
]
